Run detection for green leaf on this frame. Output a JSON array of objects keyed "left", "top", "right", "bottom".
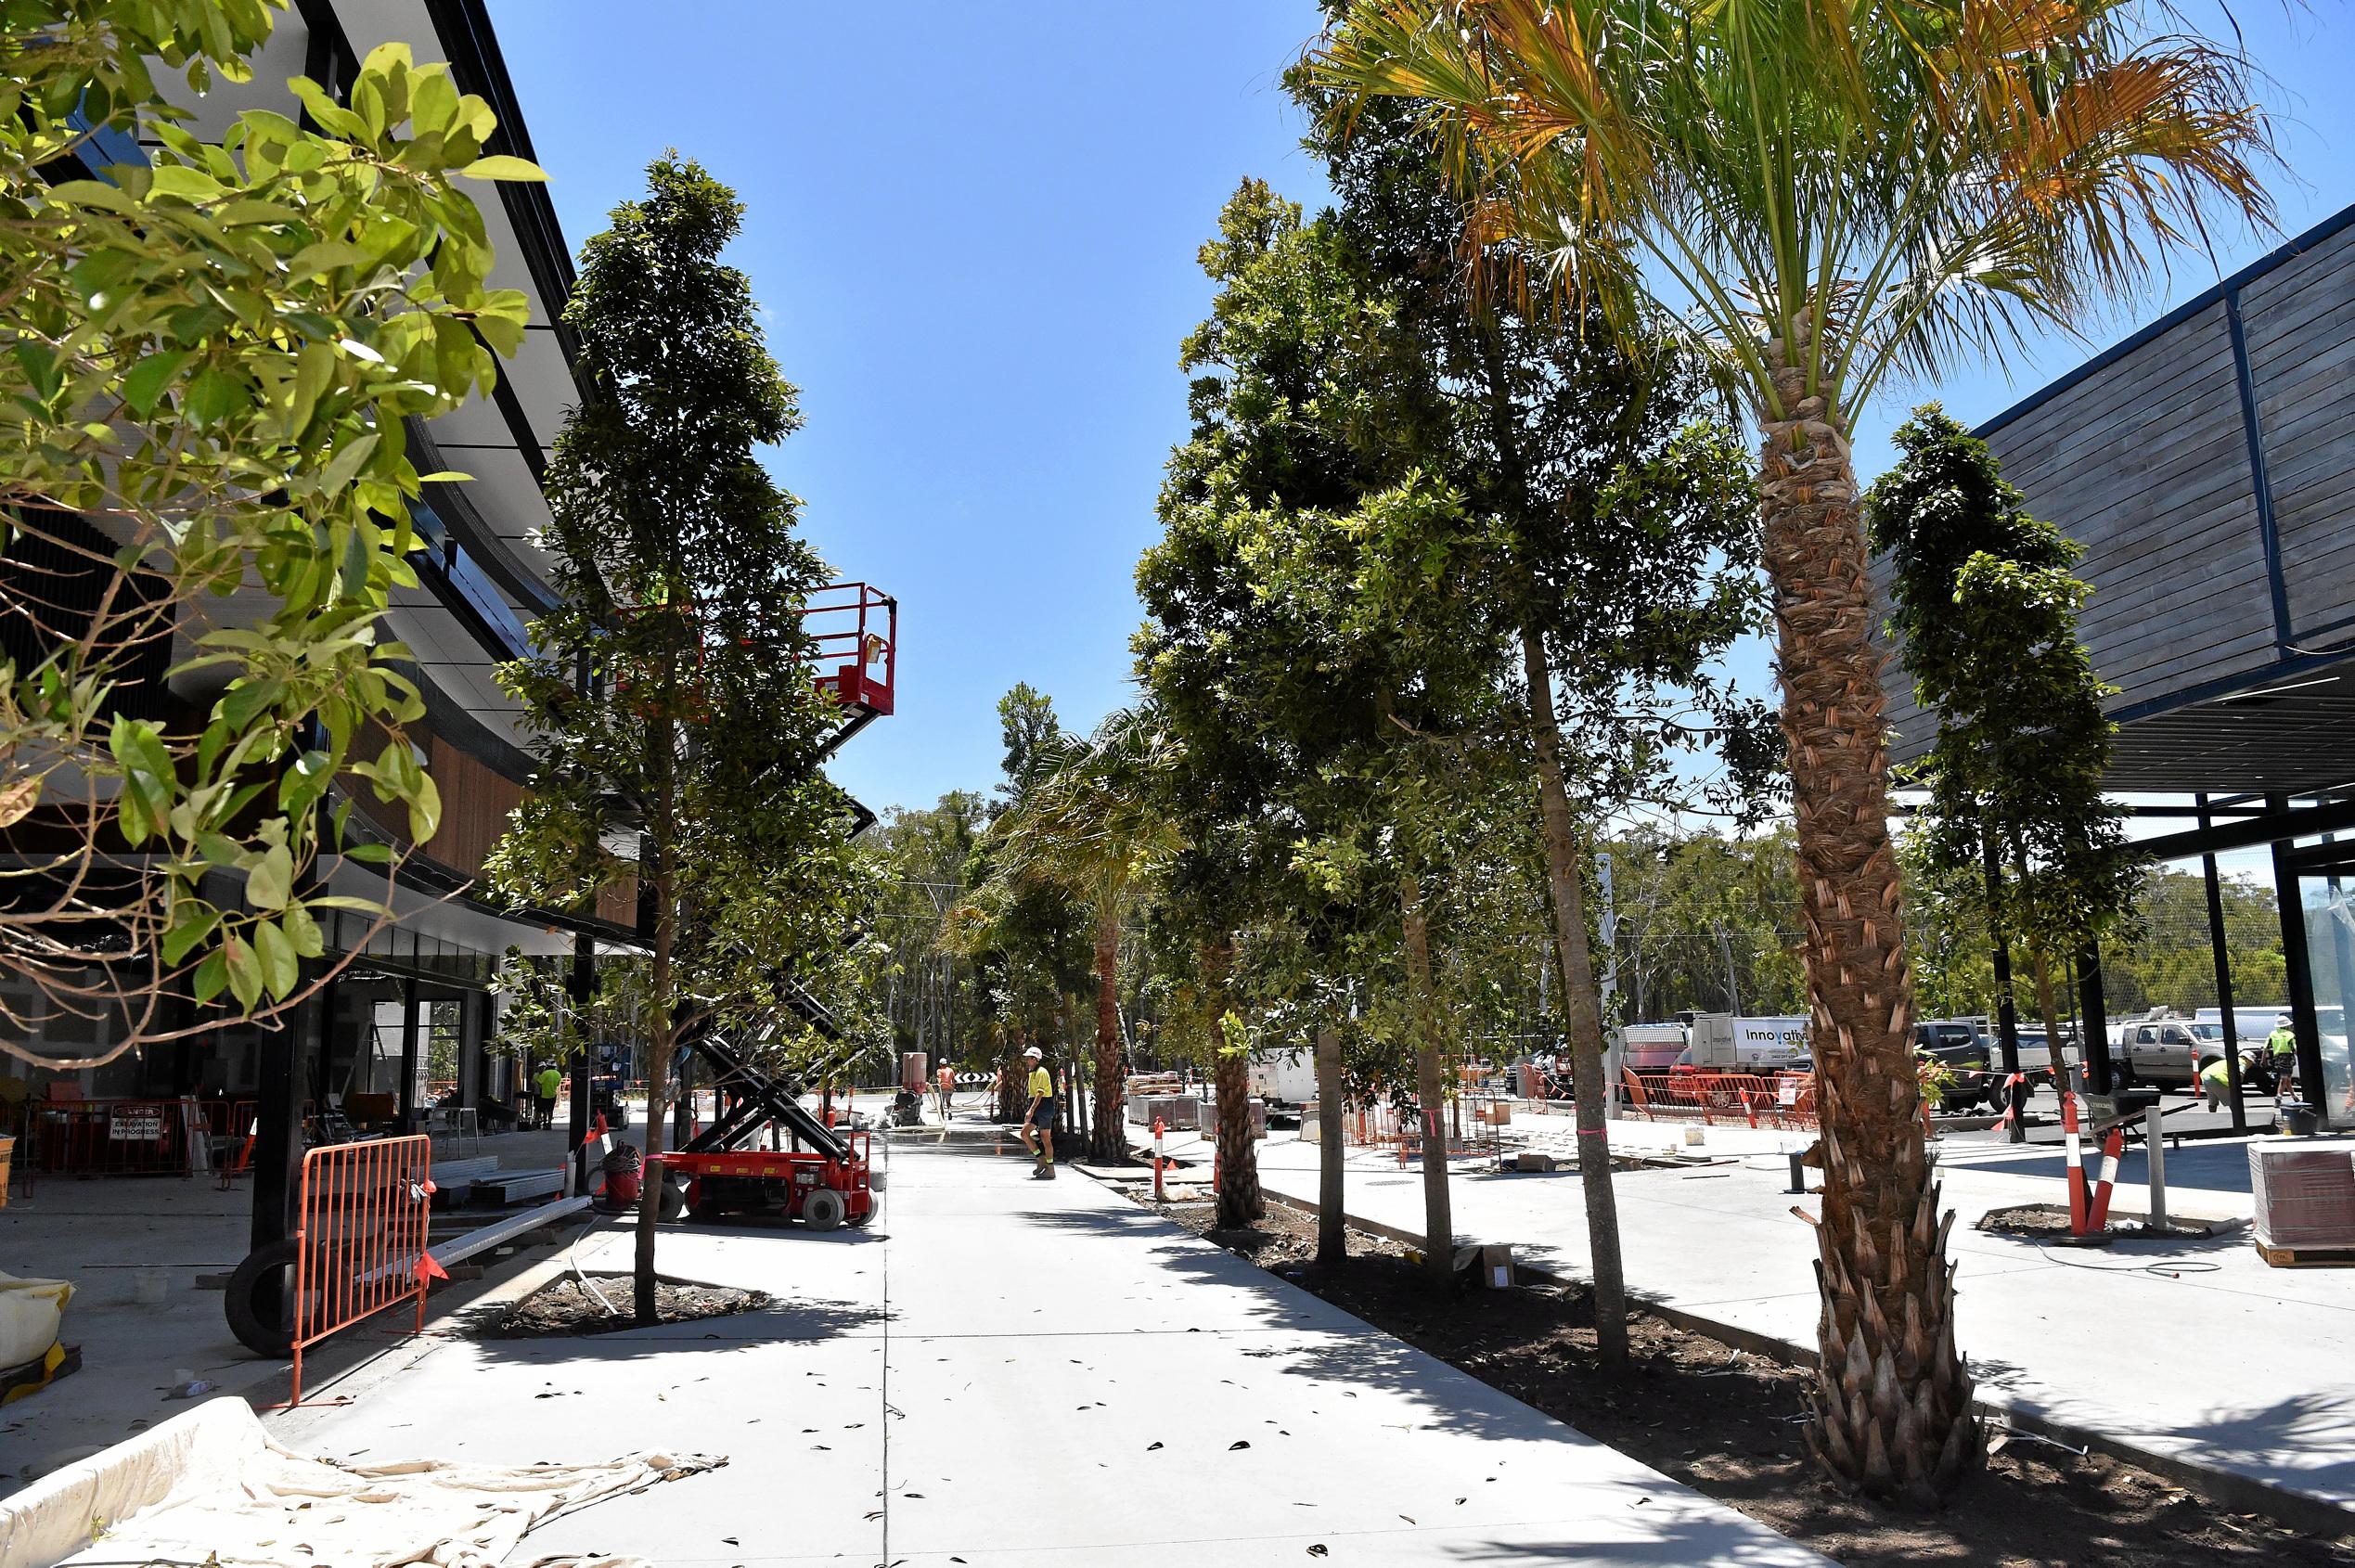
[
  {"left": 193, "top": 948, "right": 229, "bottom": 1003},
  {"left": 252, "top": 918, "right": 299, "bottom": 999},
  {"left": 246, "top": 843, "right": 293, "bottom": 910},
  {"left": 14, "top": 341, "right": 60, "bottom": 402},
  {"left": 406, "top": 770, "right": 442, "bottom": 843},
  {"left": 457, "top": 155, "right": 547, "bottom": 182},
  {"left": 162, "top": 908, "right": 222, "bottom": 967},
  {"left": 122, "top": 350, "right": 195, "bottom": 417},
  {"left": 222, "top": 932, "right": 263, "bottom": 1010},
  {"left": 282, "top": 902, "right": 325, "bottom": 958}
]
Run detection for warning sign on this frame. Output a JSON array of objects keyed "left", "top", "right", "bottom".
[{"left": 109, "top": 1103, "right": 164, "bottom": 1141}]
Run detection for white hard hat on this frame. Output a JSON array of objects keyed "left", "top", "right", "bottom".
[
  {"left": 1023, "top": 1046, "right": 1043, "bottom": 1059},
  {"left": 2278, "top": 1014, "right": 2292, "bottom": 1026}
]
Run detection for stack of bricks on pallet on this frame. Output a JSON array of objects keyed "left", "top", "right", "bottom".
[{"left": 2251, "top": 1144, "right": 2355, "bottom": 1249}]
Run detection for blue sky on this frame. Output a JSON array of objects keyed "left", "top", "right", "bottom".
[{"left": 491, "top": 0, "right": 2355, "bottom": 829}]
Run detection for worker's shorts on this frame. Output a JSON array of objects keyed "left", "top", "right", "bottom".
[{"left": 1030, "top": 1098, "right": 1058, "bottom": 1132}]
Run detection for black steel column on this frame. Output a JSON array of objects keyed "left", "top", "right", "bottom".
[
  {"left": 2077, "top": 941, "right": 2113, "bottom": 1095},
  {"left": 251, "top": 987, "right": 328, "bottom": 1252},
  {"left": 2198, "top": 795, "right": 2247, "bottom": 1132},
  {"left": 397, "top": 977, "right": 420, "bottom": 1128},
  {"left": 1983, "top": 833, "right": 2026, "bottom": 1141},
  {"left": 2271, "top": 795, "right": 2326, "bottom": 1120},
  {"left": 569, "top": 933, "right": 595, "bottom": 1188}
]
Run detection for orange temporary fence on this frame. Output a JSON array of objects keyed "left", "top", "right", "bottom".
[
  {"left": 291, "top": 1135, "right": 440, "bottom": 1406},
  {"left": 1621, "top": 1070, "right": 1819, "bottom": 1131},
  {"left": 23, "top": 1096, "right": 209, "bottom": 1181}
]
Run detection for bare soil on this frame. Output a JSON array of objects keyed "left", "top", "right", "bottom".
[
  {"left": 1976, "top": 1203, "right": 2233, "bottom": 1242},
  {"left": 489, "top": 1272, "right": 768, "bottom": 1338},
  {"left": 1139, "top": 1191, "right": 2355, "bottom": 1568}
]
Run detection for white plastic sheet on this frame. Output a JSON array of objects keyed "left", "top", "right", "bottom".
[{"left": 0, "top": 1396, "right": 719, "bottom": 1568}]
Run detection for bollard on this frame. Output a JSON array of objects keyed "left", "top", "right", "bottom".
[
  {"left": 2144, "top": 1105, "right": 2168, "bottom": 1232},
  {"left": 1786, "top": 1149, "right": 1808, "bottom": 1194},
  {"left": 1152, "top": 1116, "right": 1166, "bottom": 1203}
]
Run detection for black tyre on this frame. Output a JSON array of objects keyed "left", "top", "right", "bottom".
[
  {"left": 657, "top": 1176, "right": 688, "bottom": 1223},
  {"left": 224, "top": 1239, "right": 298, "bottom": 1357},
  {"left": 802, "top": 1188, "right": 846, "bottom": 1232}
]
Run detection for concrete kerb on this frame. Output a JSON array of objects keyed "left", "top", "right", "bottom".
[{"left": 1239, "top": 1183, "right": 2355, "bottom": 1540}]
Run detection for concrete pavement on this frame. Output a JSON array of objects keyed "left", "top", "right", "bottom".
[
  {"left": 269, "top": 1125, "right": 1828, "bottom": 1566},
  {"left": 1213, "top": 1113, "right": 2355, "bottom": 1523}
]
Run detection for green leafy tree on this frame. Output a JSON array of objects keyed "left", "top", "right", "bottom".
[
  {"left": 1301, "top": 80, "right": 1764, "bottom": 1352},
  {"left": 1868, "top": 405, "right": 2142, "bottom": 1083},
  {"left": 488, "top": 157, "right": 853, "bottom": 1321},
  {"left": 1139, "top": 179, "right": 1510, "bottom": 1259},
  {"left": 1319, "top": 0, "right": 2273, "bottom": 1499},
  {"left": 0, "top": 7, "right": 540, "bottom": 1063},
  {"left": 859, "top": 792, "right": 990, "bottom": 1068}
]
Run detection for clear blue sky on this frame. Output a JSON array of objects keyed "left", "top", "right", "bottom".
[{"left": 490, "top": 0, "right": 2355, "bottom": 826}]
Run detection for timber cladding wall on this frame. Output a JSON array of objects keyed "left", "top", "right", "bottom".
[{"left": 1875, "top": 208, "right": 2355, "bottom": 766}]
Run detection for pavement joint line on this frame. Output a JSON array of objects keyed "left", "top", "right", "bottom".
[{"left": 1248, "top": 1183, "right": 2355, "bottom": 1538}]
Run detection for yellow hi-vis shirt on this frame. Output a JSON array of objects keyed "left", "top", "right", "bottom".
[
  {"left": 1027, "top": 1066, "right": 1053, "bottom": 1099},
  {"left": 534, "top": 1067, "right": 562, "bottom": 1098}
]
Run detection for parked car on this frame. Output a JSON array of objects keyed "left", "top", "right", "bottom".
[{"left": 2112, "top": 1014, "right": 2207, "bottom": 1087}]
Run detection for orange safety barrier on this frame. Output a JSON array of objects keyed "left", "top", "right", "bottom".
[
  {"left": 1624, "top": 1070, "right": 1821, "bottom": 1130},
  {"left": 291, "top": 1135, "right": 440, "bottom": 1406},
  {"left": 23, "top": 1096, "right": 208, "bottom": 1179}
]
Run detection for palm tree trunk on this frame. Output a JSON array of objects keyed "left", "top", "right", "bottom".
[
  {"left": 1760, "top": 341, "right": 1976, "bottom": 1504},
  {"left": 1206, "top": 941, "right": 1262, "bottom": 1228},
  {"left": 1519, "top": 624, "right": 1628, "bottom": 1361},
  {"left": 1090, "top": 905, "right": 1126, "bottom": 1163},
  {"left": 1399, "top": 862, "right": 1453, "bottom": 1283}
]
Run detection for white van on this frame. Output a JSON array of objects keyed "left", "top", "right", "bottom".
[{"left": 1681, "top": 1013, "right": 1809, "bottom": 1073}]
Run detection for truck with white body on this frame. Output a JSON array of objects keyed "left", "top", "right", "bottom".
[
  {"left": 1680, "top": 1014, "right": 1810, "bottom": 1073},
  {"left": 1247, "top": 1045, "right": 1320, "bottom": 1112},
  {"left": 1613, "top": 1022, "right": 1691, "bottom": 1074}
]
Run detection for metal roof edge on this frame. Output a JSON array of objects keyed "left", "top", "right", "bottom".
[{"left": 1975, "top": 199, "right": 2355, "bottom": 441}]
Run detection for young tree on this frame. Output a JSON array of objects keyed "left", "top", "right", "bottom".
[
  {"left": 489, "top": 157, "right": 852, "bottom": 1321},
  {"left": 1319, "top": 0, "right": 2273, "bottom": 1499},
  {"left": 0, "top": 15, "right": 538, "bottom": 1062},
  {"left": 1301, "top": 84, "right": 1763, "bottom": 1355},
  {"left": 1139, "top": 181, "right": 1508, "bottom": 1266},
  {"left": 1867, "top": 405, "right": 2141, "bottom": 1116}
]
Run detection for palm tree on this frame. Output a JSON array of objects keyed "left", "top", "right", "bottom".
[
  {"left": 1316, "top": 0, "right": 2273, "bottom": 1503},
  {"left": 993, "top": 709, "right": 1182, "bottom": 1163}
]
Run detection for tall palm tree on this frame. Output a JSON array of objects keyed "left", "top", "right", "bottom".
[
  {"left": 995, "top": 709, "right": 1182, "bottom": 1163},
  {"left": 1316, "top": 0, "right": 2273, "bottom": 1503}
]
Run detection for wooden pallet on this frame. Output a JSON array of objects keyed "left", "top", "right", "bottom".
[{"left": 2256, "top": 1239, "right": 2355, "bottom": 1267}]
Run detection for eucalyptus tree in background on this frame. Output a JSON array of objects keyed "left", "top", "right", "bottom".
[
  {"left": 1318, "top": 0, "right": 2275, "bottom": 1498},
  {"left": 489, "top": 158, "right": 852, "bottom": 1322},
  {"left": 1867, "top": 405, "right": 2141, "bottom": 1108}
]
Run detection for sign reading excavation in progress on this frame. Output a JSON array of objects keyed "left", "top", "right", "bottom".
[{"left": 109, "top": 1103, "right": 165, "bottom": 1141}]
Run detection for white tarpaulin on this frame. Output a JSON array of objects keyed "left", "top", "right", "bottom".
[{"left": 0, "top": 1396, "right": 720, "bottom": 1568}]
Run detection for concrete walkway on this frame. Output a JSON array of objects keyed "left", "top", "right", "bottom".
[
  {"left": 271, "top": 1125, "right": 1826, "bottom": 1566},
  {"left": 1213, "top": 1116, "right": 2355, "bottom": 1523}
]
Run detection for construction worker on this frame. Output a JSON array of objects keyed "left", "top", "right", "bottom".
[
  {"left": 2268, "top": 1015, "right": 2299, "bottom": 1098},
  {"left": 533, "top": 1060, "right": 563, "bottom": 1130},
  {"left": 2199, "top": 1052, "right": 2246, "bottom": 1112},
  {"left": 1018, "top": 1045, "right": 1057, "bottom": 1179},
  {"left": 935, "top": 1062, "right": 955, "bottom": 1123}
]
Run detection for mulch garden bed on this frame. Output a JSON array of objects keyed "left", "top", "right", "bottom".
[
  {"left": 1976, "top": 1202, "right": 2235, "bottom": 1241},
  {"left": 486, "top": 1272, "right": 769, "bottom": 1338},
  {"left": 1136, "top": 1190, "right": 2353, "bottom": 1568}
]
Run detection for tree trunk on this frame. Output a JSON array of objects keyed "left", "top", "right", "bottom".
[
  {"left": 1207, "top": 942, "right": 1261, "bottom": 1229},
  {"left": 1315, "top": 1026, "right": 1345, "bottom": 1267},
  {"left": 1089, "top": 905, "right": 1126, "bottom": 1163},
  {"left": 1759, "top": 332, "right": 1976, "bottom": 1504},
  {"left": 634, "top": 734, "right": 677, "bottom": 1328},
  {"left": 1399, "top": 863, "right": 1453, "bottom": 1283},
  {"left": 1520, "top": 623, "right": 1628, "bottom": 1361}
]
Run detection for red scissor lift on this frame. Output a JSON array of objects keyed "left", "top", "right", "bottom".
[
  {"left": 648, "top": 1022, "right": 875, "bottom": 1231},
  {"left": 639, "top": 584, "right": 894, "bottom": 1231}
]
